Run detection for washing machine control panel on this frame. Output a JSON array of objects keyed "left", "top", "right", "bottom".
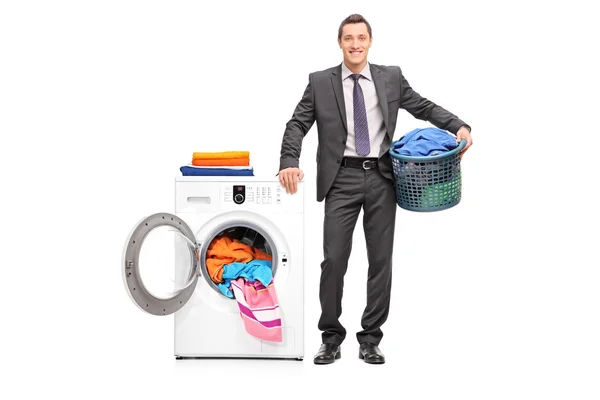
[{"left": 224, "top": 184, "right": 282, "bottom": 205}]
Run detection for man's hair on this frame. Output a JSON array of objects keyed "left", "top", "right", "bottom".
[{"left": 337, "top": 14, "right": 372, "bottom": 40}]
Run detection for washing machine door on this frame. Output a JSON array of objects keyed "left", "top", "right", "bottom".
[{"left": 122, "top": 212, "right": 200, "bottom": 316}]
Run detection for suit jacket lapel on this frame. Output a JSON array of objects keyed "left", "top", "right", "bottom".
[
  {"left": 331, "top": 64, "right": 348, "bottom": 133},
  {"left": 370, "top": 64, "right": 389, "bottom": 136}
]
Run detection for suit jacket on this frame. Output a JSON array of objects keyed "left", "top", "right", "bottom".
[{"left": 279, "top": 63, "right": 468, "bottom": 202}]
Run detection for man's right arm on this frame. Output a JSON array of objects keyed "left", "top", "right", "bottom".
[{"left": 279, "top": 74, "right": 316, "bottom": 171}]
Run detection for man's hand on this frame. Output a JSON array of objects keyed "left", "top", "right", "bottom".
[
  {"left": 278, "top": 167, "right": 304, "bottom": 194},
  {"left": 456, "top": 126, "right": 473, "bottom": 159}
]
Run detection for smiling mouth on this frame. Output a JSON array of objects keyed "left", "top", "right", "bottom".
[{"left": 350, "top": 51, "right": 362, "bottom": 56}]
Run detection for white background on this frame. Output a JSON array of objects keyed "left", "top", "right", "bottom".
[{"left": 1, "top": 0, "right": 599, "bottom": 398}]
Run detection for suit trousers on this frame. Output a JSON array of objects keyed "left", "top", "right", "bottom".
[{"left": 318, "top": 163, "right": 397, "bottom": 346}]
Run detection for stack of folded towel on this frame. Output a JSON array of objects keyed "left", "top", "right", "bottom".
[{"left": 180, "top": 151, "right": 254, "bottom": 176}]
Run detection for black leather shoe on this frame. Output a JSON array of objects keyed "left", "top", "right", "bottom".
[
  {"left": 313, "top": 343, "right": 341, "bottom": 365},
  {"left": 358, "top": 343, "right": 385, "bottom": 364}
]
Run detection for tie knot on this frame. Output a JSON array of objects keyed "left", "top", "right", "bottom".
[{"left": 351, "top": 73, "right": 362, "bottom": 82}]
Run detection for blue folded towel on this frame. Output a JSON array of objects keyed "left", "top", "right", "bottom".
[
  {"left": 180, "top": 166, "right": 254, "bottom": 176},
  {"left": 393, "top": 127, "right": 457, "bottom": 156}
]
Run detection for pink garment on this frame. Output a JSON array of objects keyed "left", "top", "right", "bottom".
[{"left": 230, "top": 278, "right": 282, "bottom": 342}]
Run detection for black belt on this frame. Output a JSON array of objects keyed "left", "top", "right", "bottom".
[{"left": 341, "top": 157, "right": 378, "bottom": 169}]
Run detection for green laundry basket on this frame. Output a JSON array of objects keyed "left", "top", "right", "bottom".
[{"left": 389, "top": 139, "right": 466, "bottom": 212}]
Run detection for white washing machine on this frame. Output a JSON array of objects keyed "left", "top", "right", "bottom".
[{"left": 122, "top": 176, "right": 304, "bottom": 360}]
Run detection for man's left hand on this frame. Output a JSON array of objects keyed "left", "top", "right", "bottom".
[{"left": 456, "top": 126, "right": 473, "bottom": 159}]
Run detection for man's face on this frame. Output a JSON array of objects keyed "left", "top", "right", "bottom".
[{"left": 338, "top": 22, "right": 372, "bottom": 69}]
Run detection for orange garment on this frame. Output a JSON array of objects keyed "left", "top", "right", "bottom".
[
  {"left": 206, "top": 236, "right": 272, "bottom": 283},
  {"left": 192, "top": 151, "right": 249, "bottom": 160},
  {"left": 192, "top": 158, "right": 250, "bottom": 166}
]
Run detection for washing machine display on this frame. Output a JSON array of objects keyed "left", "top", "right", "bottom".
[{"left": 233, "top": 185, "right": 245, "bottom": 204}]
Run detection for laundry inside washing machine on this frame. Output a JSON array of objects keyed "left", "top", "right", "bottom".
[
  {"left": 203, "top": 226, "right": 276, "bottom": 298},
  {"left": 204, "top": 226, "right": 283, "bottom": 342}
]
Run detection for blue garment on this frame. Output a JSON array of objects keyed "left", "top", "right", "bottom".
[
  {"left": 393, "top": 127, "right": 457, "bottom": 156},
  {"left": 180, "top": 166, "right": 254, "bottom": 176},
  {"left": 217, "top": 259, "right": 273, "bottom": 298}
]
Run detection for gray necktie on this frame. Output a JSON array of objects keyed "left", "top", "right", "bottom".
[{"left": 351, "top": 73, "right": 370, "bottom": 156}]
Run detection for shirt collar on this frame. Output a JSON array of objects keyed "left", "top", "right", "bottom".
[{"left": 342, "top": 62, "right": 372, "bottom": 81}]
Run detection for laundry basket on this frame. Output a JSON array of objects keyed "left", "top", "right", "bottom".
[{"left": 389, "top": 139, "right": 467, "bottom": 212}]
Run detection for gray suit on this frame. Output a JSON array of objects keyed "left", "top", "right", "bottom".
[{"left": 279, "top": 62, "right": 468, "bottom": 346}]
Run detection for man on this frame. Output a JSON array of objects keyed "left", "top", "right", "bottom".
[{"left": 278, "top": 14, "right": 473, "bottom": 365}]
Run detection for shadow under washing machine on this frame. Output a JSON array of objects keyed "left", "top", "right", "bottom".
[{"left": 122, "top": 177, "right": 305, "bottom": 360}]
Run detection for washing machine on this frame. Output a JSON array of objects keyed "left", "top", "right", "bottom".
[{"left": 122, "top": 176, "right": 304, "bottom": 360}]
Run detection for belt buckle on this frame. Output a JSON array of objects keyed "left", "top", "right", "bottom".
[{"left": 362, "top": 160, "right": 375, "bottom": 170}]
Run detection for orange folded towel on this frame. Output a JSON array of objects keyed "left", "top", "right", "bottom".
[
  {"left": 206, "top": 236, "right": 272, "bottom": 283},
  {"left": 192, "top": 158, "right": 250, "bottom": 166},
  {"left": 192, "top": 151, "right": 249, "bottom": 160}
]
